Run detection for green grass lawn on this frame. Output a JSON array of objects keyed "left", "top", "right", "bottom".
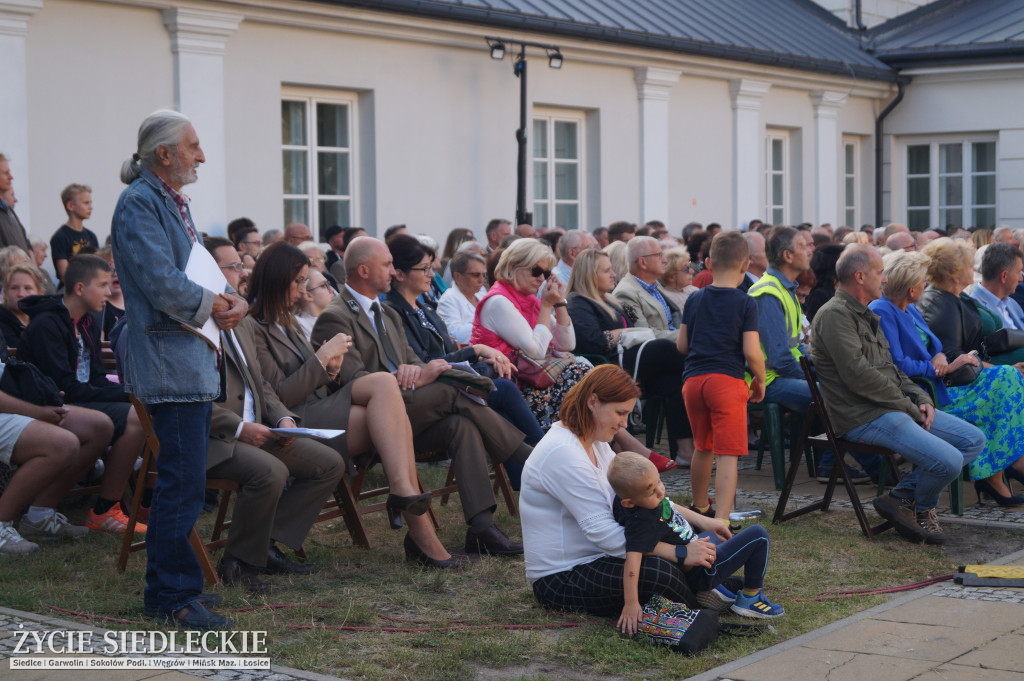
[{"left": 1, "top": 464, "right": 1017, "bottom": 681}]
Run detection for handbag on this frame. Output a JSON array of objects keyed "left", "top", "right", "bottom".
[
  {"left": 635, "top": 594, "right": 720, "bottom": 655},
  {"left": 0, "top": 356, "right": 63, "bottom": 406},
  {"left": 943, "top": 362, "right": 980, "bottom": 387},
  {"left": 514, "top": 352, "right": 574, "bottom": 389},
  {"left": 982, "top": 328, "right": 1024, "bottom": 356}
]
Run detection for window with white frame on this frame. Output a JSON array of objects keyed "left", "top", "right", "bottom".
[
  {"left": 765, "top": 132, "right": 788, "bottom": 225},
  {"left": 843, "top": 140, "right": 858, "bottom": 227},
  {"left": 906, "top": 139, "right": 996, "bottom": 231},
  {"left": 532, "top": 114, "right": 582, "bottom": 231},
  {"left": 282, "top": 93, "right": 355, "bottom": 239}
]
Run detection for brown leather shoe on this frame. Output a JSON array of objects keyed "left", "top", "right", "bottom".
[
  {"left": 465, "top": 523, "right": 523, "bottom": 556},
  {"left": 217, "top": 557, "right": 270, "bottom": 593}
]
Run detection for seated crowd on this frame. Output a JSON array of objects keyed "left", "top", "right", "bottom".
[{"left": 0, "top": 138, "right": 1019, "bottom": 633}]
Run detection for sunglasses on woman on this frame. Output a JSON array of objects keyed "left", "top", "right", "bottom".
[{"left": 529, "top": 265, "right": 552, "bottom": 280}]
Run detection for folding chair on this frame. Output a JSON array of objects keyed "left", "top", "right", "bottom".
[
  {"left": 437, "top": 451, "right": 519, "bottom": 516},
  {"left": 772, "top": 357, "right": 903, "bottom": 539}
]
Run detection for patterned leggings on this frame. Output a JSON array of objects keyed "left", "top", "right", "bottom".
[{"left": 532, "top": 555, "right": 696, "bottom": 617}]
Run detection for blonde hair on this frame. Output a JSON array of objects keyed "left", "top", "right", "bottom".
[
  {"left": 607, "top": 451, "right": 655, "bottom": 499},
  {"left": 881, "top": 250, "right": 930, "bottom": 301},
  {"left": 660, "top": 247, "right": 690, "bottom": 288},
  {"left": 0, "top": 245, "right": 30, "bottom": 285},
  {"left": 566, "top": 249, "right": 618, "bottom": 319},
  {"left": 4, "top": 262, "right": 45, "bottom": 299},
  {"left": 493, "top": 238, "right": 556, "bottom": 284},
  {"left": 921, "top": 237, "right": 973, "bottom": 288},
  {"left": 603, "top": 241, "right": 629, "bottom": 283},
  {"left": 971, "top": 229, "right": 993, "bottom": 250}
]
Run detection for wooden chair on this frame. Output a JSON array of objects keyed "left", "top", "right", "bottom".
[
  {"left": 437, "top": 451, "right": 519, "bottom": 516},
  {"left": 117, "top": 395, "right": 238, "bottom": 586},
  {"left": 772, "top": 357, "right": 903, "bottom": 539}
]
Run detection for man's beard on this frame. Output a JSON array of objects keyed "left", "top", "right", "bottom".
[{"left": 169, "top": 155, "right": 199, "bottom": 186}]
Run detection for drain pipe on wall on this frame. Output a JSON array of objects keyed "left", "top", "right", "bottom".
[{"left": 874, "top": 78, "right": 908, "bottom": 228}]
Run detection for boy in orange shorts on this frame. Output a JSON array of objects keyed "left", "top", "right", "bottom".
[{"left": 677, "top": 232, "right": 765, "bottom": 529}]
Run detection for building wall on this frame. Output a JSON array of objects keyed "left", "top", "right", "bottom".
[{"left": 11, "top": 0, "right": 893, "bottom": 248}]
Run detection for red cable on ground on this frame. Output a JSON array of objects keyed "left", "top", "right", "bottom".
[
  {"left": 793, "top": 574, "right": 953, "bottom": 601},
  {"left": 289, "top": 622, "right": 587, "bottom": 632}
]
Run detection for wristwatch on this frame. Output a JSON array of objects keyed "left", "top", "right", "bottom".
[{"left": 553, "top": 300, "right": 567, "bottom": 308}]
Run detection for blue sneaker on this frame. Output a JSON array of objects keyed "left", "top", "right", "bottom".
[
  {"left": 730, "top": 590, "right": 784, "bottom": 619},
  {"left": 696, "top": 584, "right": 736, "bottom": 611}
]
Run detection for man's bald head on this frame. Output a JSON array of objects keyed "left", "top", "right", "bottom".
[
  {"left": 344, "top": 236, "right": 385, "bottom": 276},
  {"left": 886, "top": 231, "right": 917, "bottom": 252},
  {"left": 285, "top": 222, "right": 313, "bottom": 245}
]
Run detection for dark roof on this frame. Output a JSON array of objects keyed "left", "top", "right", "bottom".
[
  {"left": 868, "top": 0, "right": 1024, "bottom": 68},
  {"left": 315, "top": 0, "right": 897, "bottom": 81}
]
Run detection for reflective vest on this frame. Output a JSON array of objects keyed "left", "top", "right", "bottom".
[{"left": 748, "top": 272, "right": 802, "bottom": 386}]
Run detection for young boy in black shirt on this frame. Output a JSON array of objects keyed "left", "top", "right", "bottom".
[{"left": 50, "top": 184, "right": 100, "bottom": 285}]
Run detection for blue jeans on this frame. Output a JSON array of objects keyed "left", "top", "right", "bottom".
[
  {"left": 679, "top": 525, "right": 770, "bottom": 592},
  {"left": 487, "top": 378, "right": 544, "bottom": 490},
  {"left": 144, "top": 401, "right": 212, "bottom": 616},
  {"left": 843, "top": 410, "right": 984, "bottom": 511},
  {"left": 765, "top": 376, "right": 879, "bottom": 478}
]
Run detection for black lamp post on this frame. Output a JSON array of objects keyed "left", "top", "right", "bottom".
[{"left": 486, "top": 37, "right": 563, "bottom": 227}]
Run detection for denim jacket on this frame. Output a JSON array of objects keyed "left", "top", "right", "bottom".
[{"left": 110, "top": 169, "right": 218, "bottom": 403}]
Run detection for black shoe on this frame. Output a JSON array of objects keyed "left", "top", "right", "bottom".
[
  {"left": 161, "top": 601, "right": 232, "bottom": 631},
  {"left": 872, "top": 493, "right": 925, "bottom": 542},
  {"left": 144, "top": 593, "right": 221, "bottom": 619},
  {"left": 217, "top": 557, "right": 270, "bottom": 593},
  {"left": 385, "top": 492, "right": 433, "bottom": 529},
  {"left": 974, "top": 479, "right": 1024, "bottom": 507},
  {"left": 465, "top": 523, "right": 523, "bottom": 556},
  {"left": 403, "top": 533, "right": 466, "bottom": 569},
  {"left": 688, "top": 502, "right": 715, "bottom": 518},
  {"left": 260, "top": 544, "right": 315, "bottom": 575},
  {"left": 1005, "top": 467, "right": 1024, "bottom": 487},
  {"left": 817, "top": 466, "right": 872, "bottom": 485}
]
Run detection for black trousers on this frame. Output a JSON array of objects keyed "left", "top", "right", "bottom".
[{"left": 622, "top": 338, "right": 691, "bottom": 440}]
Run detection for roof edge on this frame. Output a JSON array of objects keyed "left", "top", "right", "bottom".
[{"left": 309, "top": 0, "right": 898, "bottom": 82}]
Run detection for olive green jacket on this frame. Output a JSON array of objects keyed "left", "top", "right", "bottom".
[{"left": 810, "top": 288, "right": 932, "bottom": 437}]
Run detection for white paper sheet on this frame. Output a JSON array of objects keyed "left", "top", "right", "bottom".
[
  {"left": 182, "top": 241, "right": 228, "bottom": 349},
  {"left": 271, "top": 427, "right": 346, "bottom": 440}
]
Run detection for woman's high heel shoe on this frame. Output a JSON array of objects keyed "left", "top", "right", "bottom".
[
  {"left": 973, "top": 479, "right": 1024, "bottom": 507},
  {"left": 385, "top": 492, "right": 433, "bottom": 529},
  {"left": 403, "top": 534, "right": 465, "bottom": 569},
  {"left": 1004, "top": 466, "right": 1024, "bottom": 488}
]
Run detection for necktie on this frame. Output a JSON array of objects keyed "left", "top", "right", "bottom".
[{"left": 370, "top": 301, "right": 401, "bottom": 370}]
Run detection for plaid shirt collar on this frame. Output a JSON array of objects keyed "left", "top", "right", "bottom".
[{"left": 155, "top": 175, "right": 198, "bottom": 244}]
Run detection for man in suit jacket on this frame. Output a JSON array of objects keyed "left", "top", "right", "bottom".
[
  {"left": 311, "top": 236, "right": 530, "bottom": 556},
  {"left": 208, "top": 243, "right": 345, "bottom": 590},
  {"left": 612, "top": 236, "right": 681, "bottom": 341}
]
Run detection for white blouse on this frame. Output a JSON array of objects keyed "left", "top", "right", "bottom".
[
  {"left": 478, "top": 294, "right": 576, "bottom": 360},
  {"left": 436, "top": 286, "right": 478, "bottom": 344},
  {"left": 520, "top": 422, "right": 626, "bottom": 582}
]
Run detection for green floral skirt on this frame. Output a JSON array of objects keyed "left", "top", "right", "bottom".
[{"left": 944, "top": 364, "right": 1024, "bottom": 480}]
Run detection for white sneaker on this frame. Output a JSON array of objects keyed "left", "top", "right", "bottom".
[
  {"left": 18, "top": 512, "right": 89, "bottom": 540},
  {"left": 0, "top": 522, "right": 39, "bottom": 555}
]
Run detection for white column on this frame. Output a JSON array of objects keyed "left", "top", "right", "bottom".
[
  {"left": 163, "top": 8, "right": 242, "bottom": 235},
  {"left": 729, "top": 79, "right": 771, "bottom": 230},
  {"left": 0, "top": 0, "right": 42, "bottom": 229},
  {"left": 810, "top": 90, "right": 847, "bottom": 228},
  {"left": 635, "top": 67, "right": 681, "bottom": 224}
]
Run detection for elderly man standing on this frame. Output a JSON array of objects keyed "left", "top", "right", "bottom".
[
  {"left": 811, "top": 245, "right": 984, "bottom": 544},
  {"left": 112, "top": 110, "right": 247, "bottom": 630}
]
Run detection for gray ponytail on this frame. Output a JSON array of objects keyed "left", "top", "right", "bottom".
[{"left": 120, "top": 109, "right": 192, "bottom": 184}]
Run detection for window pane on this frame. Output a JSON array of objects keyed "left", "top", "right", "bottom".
[
  {"left": 907, "top": 208, "right": 930, "bottom": 231},
  {"left": 533, "top": 202, "right": 549, "bottom": 229},
  {"left": 533, "top": 161, "right": 548, "bottom": 200},
  {"left": 845, "top": 177, "right": 855, "bottom": 205},
  {"left": 845, "top": 208, "right": 855, "bottom": 226},
  {"left": 282, "top": 150, "right": 307, "bottom": 194},
  {"left": 845, "top": 144, "right": 854, "bottom": 174},
  {"left": 907, "top": 177, "right": 930, "bottom": 207},
  {"left": 316, "top": 103, "right": 349, "bottom": 148},
  {"left": 939, "top": 208, "right": 962, "bottom": 230},
  {"left": 284, "top": 199, "right": 308, "bottom": 226},
  {"left": 771, "top": 139, "right": 783, "bottom": 171},
  {"left": 772, "top": 174, "right": 783, "bottom": 205},
  {"left": 281, "top": 101, "right": 307, "bottom": 145},
  {"left": 319, "top": 199, "right": 350, "bottom": 230},
  {"left": 533, "top": 119, "right": 547, "bottom": 159},
  {"left": 317, "top": 151, "right": 349, "bottom": 196},
  {"left": 973, "top": 174, "right": 995, "bottom": 206},
  {"left": 772, "top": 207, "right": 783, "bottom": 225},
  {"left": 940, "top": 176, "right": 962, "bottom": 207},
  {"left": 907, "top": 145, "right": 929, "bottom": 175},
  {"left": 973, "top": 207, "right": 996, "bottom": 230},
  {"left": 973, "top": 142, "right": 996, "bottom": 173},
  {"left": 554, "top": 163, "right": 578, "bottom": 200},
  {"left": 554, "top": 121, "right": 578, "bottom": 160},
  {"left": 555, "top": 203, "right": 578, "bottom": 231},
  {"left": 939, "top": 143, "right": 962, "bottom": 174}
]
